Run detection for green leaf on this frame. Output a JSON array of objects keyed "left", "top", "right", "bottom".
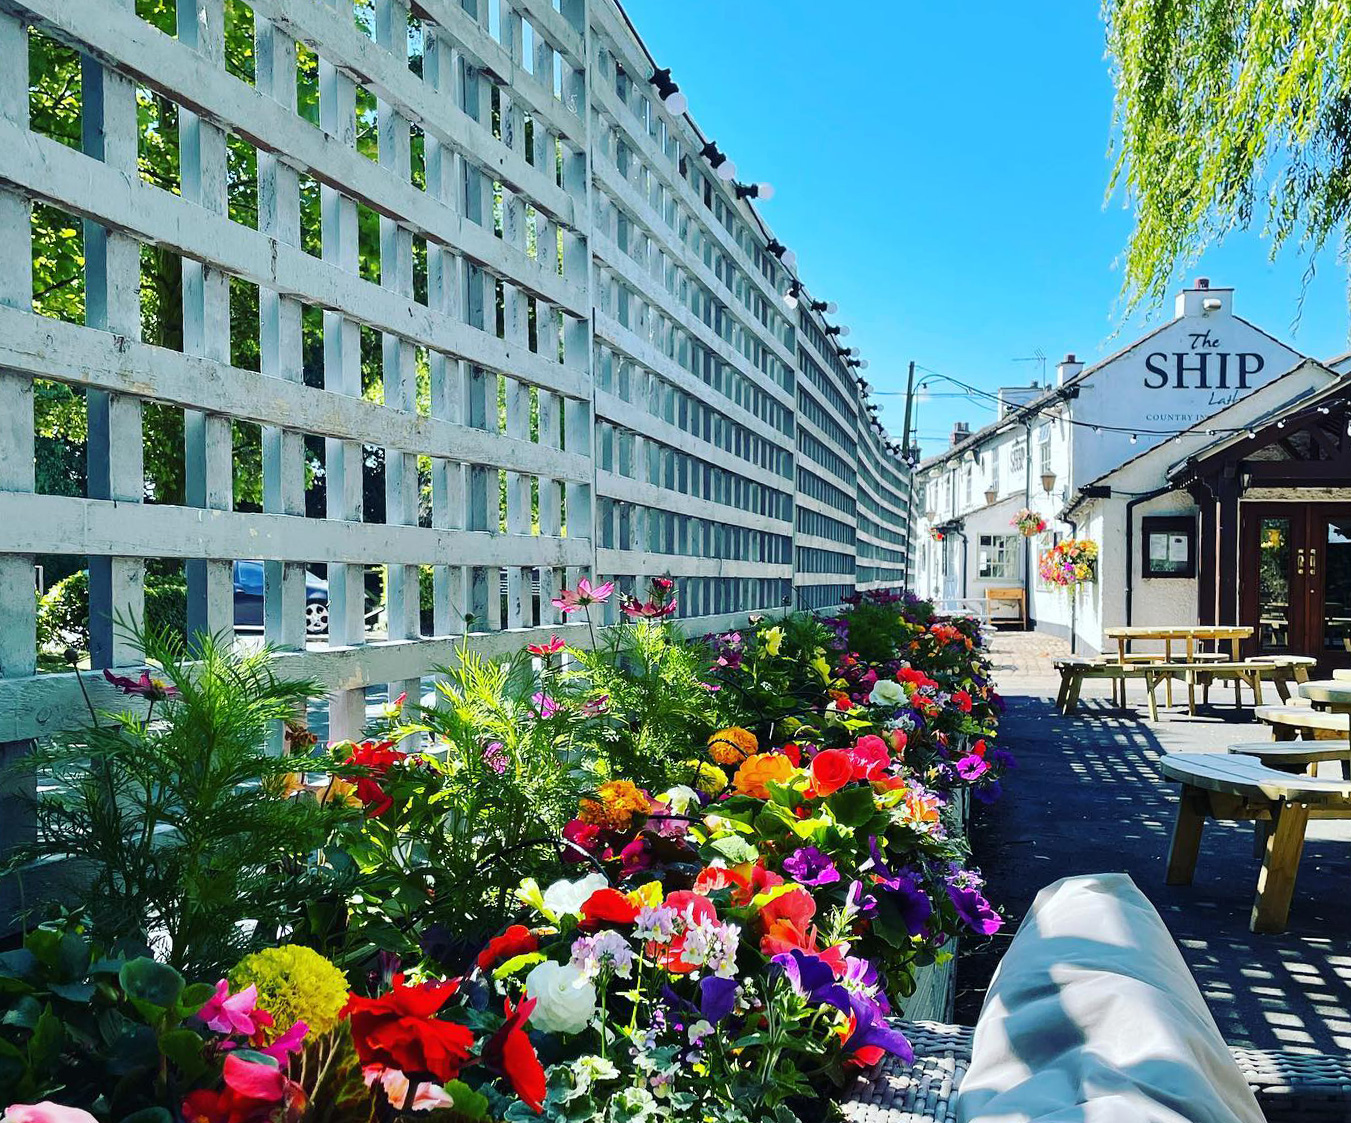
[
  {"left": 119, "top": 958, "right": 185, "bottom": 1012},
  {"left": 443, "top": 1079, "right": 491, "bottom": 1122},
  {"left": 493, "top": 951, "right": 545, "bottom": 979},
  {"left": 177, "top": 982, "right": 216, "bottom": 1015},
  {"left": 158, "top": 1027, "right": 207, "bottom": 1081},
  {"left": 26, "top": 1006, "right": 63, "bottom": 1073},
  {"left": 827, "top": 785, "right": 877, "bottom": 827},
  {"left": 708, "top": 834, "right": 759, "bottom": 864},
  {"left": 25, "top": 929, "right": 61, "bottom": 970},
  {"left": 47, "top": 982, "right": 96, "bottom": 1003},
  {"left": 2, "top": 995, "right": 42, "bottom": 1029}
]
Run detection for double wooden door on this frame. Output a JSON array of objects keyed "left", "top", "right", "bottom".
[{"left": 1241, "top": 503, "right": 1351, "bottom": 668}]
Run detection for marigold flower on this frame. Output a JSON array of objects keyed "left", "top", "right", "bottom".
[
  {"left": 229, "top": 945, "right": 350, "bottom": 1042},
  {"left": 681, "top": 760, "right": 729, "bottom": 795},
  {"left": 578, "top": 779, "right": 650, "bottom": 832},
  {"left": 708, "top": 727, "right": 758, "bottom": 765},
  {"left": 732, "top": 752, "right": 796, "bottom": 800}
]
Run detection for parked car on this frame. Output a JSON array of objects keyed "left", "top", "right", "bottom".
[{"left": 233, "top": 560, "right": 329, "bottom": 635}]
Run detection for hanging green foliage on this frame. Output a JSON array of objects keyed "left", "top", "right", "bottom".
[{"left": 1105, "top": 0, "right": 1351, "bottom": 310}]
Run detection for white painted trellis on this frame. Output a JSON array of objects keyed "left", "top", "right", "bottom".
[{"left": 0, "top": 0, "right": 911, "bottom": 774}]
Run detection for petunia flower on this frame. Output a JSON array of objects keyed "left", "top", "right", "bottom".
[
  {"left": 771, "top": 949, "right": 850, "bottom": 1012},
  {"left": 782, "top": 846, "right": 840, "bottom": 888},
  {"left": 947, "top": 881, "right": 1003, "bottom": 936}
]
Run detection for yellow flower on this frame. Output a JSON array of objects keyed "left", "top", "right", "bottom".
[
  {"left": 809, "top": 655, "right": 832, "bottom": 683},
  {"left": 229, "top": 945, "right": 350, "bottom": 1041},
  {"left": 681, "top": 759, "right": 729, "bottom": 795},
  {"left": 761, "top": 626, "right": 785, "bottom": 657},
  {"left": 732, "top": 752, "right": 797, "bottom": 800},
  {"left": 708, "top": 727, "right": 758, "bottom": 765},
  {"left": 578, "top": 779, "right": 650, "bottom": 832},
  {"left": 627, "top": 882, "right": 664, "bottom": 909}
]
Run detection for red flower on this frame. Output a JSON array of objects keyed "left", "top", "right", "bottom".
[
  {"left": 776, "top": 742, "right": 803, "bottom": 767},
  {"left": 847, "top": 735, "right": 891, "bottom": 781},
  {"left": 561, "top": 818, "right": 607, "bottom": 863},
  {"left": 344, "top": 975, "right": 475, "bottom": 1083},
  {"left": 759, "top": 888, "right": 819, "bottom": 956},
  {"left": 579, "top": 888, "right": 640, "bottom": 930},
  {"left": 952, "top": 689, "right": 973, "bottom": 713},
  {"left": 731, "top": 861, "right": 784, "bottom": 906},
  {"left": 103, "top": 668, "right": 178, "bottom": 700},
  {"left": 694, "top": 864, "right": 749, "bottom": 897},
  {"left": 345, "top": 739, "right": 407, "bottom": 774},
  {"left": 829, "top": 690, "right": 854, "bottom": 711},
  {"left": 665, "top": 890, "right": 717, "bottom": 925},
  {"left": 527, "top": 635, "right": 566, "bottom": 657},
  {"left": 182, "top": 1054, "right": 306, "bottom": 1123},
  {"left": 482, "top": 996, "right": 546, "bottom": 1113},
  {"left": 810, "top": 749, "right": 854, "bottom": 797},
  {"left": 353, "top": 776, "right": 394, "bottom": 817},
  {"left": 477, "top": 925, "right": 539, "bottom": 972}
]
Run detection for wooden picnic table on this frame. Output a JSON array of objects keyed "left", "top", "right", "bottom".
[
  {"left": 1298, "top": 680, "right": 1351, "bottom": 712},
  {"left": 1104, "top": 625, "right": 1253, "bottom": 709}
]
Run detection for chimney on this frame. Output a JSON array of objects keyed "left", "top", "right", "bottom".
[
  {"left": 1057, "top": 352, "right": 1084, "bottom": 386},
  {"left": 950, "top": 420, "right": 971, "bottom": 447},
  {"left": 1175, "top": 277, "right": 1232, "bottom": 319}
]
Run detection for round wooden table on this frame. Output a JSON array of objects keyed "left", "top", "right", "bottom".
[{"left": 1298, "top": 680, "right": 1351, "bottom": 712}]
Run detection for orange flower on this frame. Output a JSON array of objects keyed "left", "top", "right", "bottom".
[
  {"left": 732, "top": 752, "right": 796, "bottom": 800},
  {"left": 578, "top": 779, "right": 650, "bottom": 832},
  {"left": 708, "top": 727, "right": 758, "bottom": 765}
]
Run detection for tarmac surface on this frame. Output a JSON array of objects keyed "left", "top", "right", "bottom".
[{"left": 953, "top": 629, "right": 1351, "bottom": 1055}]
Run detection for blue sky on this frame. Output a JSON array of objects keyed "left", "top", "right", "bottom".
[{"left": 623, "top": 0, "right": 1351, "bottom": 458}]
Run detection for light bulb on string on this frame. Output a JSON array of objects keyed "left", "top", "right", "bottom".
[
  {"left": 1129, "top": 433, "right": 1138, "bottom": 444},
  {"left": 663, "top": 89, "right": 687, "bottom": 114}
]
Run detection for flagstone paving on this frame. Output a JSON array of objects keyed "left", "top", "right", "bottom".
[{"left": 955, "top": 628, "right": 1351, "bottom": 1055}]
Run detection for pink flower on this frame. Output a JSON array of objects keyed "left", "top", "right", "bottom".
[
  {"left": 699, "top": 681, "right": 721, "bottom": 692},
  {"left": 550, "top": 578, "right": 615, "bottom": 615},
  {"left": 620, "top": 596, "right": 678, "bottom": 619},
  {"left": 198, "top": 979, "right": 267, "bottom": 1037},
  {"left": 531, "top": 692, "right": 560, "bottom": 719},
  {"left": 259, "top": 1020, "right": 309, "bottom": 1064},
  {"left": 579, "top": 695, "right": 610, "bottom": 717},
  {"left": 362, "top": 1068, "right": 455, "bottom": 1111},
  {"left": 5, "top": 1105, "right": 101, "bottom": 1123},
  {"left": 527, "top": 635, "right": 566, "bottom": 656}
]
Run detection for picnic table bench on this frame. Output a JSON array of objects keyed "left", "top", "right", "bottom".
[
  {"left": 1229, "top": 740, "right": 1351, "bottom": 778},
  {"left": 1055, "top": 656, "right": 1313, "bottom": 718},
  {"left": 1254, "top": 704, "right": 1351, "bottom": 740},
  {"left": 1160, "top": 752, "right": 1351, "bottom": 933}
]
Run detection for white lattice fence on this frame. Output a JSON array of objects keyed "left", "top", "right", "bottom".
[{"left": 0, "top": 0, "right": 912, "bottom": 769}]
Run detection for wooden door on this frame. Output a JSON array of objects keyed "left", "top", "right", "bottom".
[{"left": 1242, "top": 504, "right": 1351, "bottom": 667}]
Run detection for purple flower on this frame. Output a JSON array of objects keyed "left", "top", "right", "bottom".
[
  {"left": 947, "top": 881, "right": 1003, "bottom": 936},
  {"left": 843, "top": 994, "right": 914, "bottom": 1063},
  {"left": 771, "top": 949, "right": 850, "bottom": 1012},
  {"left": 956, "top": 754, "right": 990, "bottom": 781},
  {"left": 867, "top": 837, "right": 933, "bottom": 936},
  {"left": 842, "top": 955, "right": 892, "bottom": 1017},
  {"left": 619, "top": 836, "right": 653, "bottom": 876},
  {"left": 846, "top": 879, "right": 878, "bottom": 919},
  {"left": 973, "top": 780, "right": 1003, "bottom": 805},
  {"left": 985, "top": 747, "right": 1017, "bottom": 770},
  {"left": 531, "top": 692, "right": 559, "bottom": 718},
  {"left": 782, "top": 846, "right": 841, "bottom": 887},
  {"left": 699, "top": 976, "right": 738, "bottom": 1023}
]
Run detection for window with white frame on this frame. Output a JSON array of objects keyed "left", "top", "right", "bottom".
[
  {"left": 978, "top": 533, "right": 1020, "bottom": 579},
  {"left": 990, "top": 447, "right": 1000, "bottom": 496},
  {"left": 964, "top": 465, "right": 973, "bottom": 506},
  {"left": 1010, "top": 439, "right": 1026, "bottom": 474},
  {"left": 1038, "top": 424, "right": 1053, "bottom": 474}
]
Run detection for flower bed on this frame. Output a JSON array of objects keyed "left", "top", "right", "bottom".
[{"left": 1, "top": 587, "right": 1009, "bottom": 1123}]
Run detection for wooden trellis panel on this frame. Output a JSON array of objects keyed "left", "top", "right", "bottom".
[{"left": 0, "top": 0, "right": 914, "bottom": 756}]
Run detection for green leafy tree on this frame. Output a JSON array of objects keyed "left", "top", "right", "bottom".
[{"left": 1105, "top": 0, "right": 1351, "bottom": 309}]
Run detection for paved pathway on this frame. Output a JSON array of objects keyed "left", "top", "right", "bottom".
[{"left": 956, "top": 629, "right": 1351, "bottom": 1057}]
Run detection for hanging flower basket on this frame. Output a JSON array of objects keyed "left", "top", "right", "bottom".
[
  {"left": 1012, "top": 508, "right": 1047, "bottom": 537},
  {"left": 929, "top": 528, "right": 945, "bottom": 542},
  {"left": 1039, "top": 538, "right": 1098, "bottom": 590}
]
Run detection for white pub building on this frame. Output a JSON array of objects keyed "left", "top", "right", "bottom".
[{"left": 908, "top": 279, "right": 1351, "bottom": 662}]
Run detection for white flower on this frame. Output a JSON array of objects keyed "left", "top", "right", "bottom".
[
  {"left": 541, "top": 871, "right": 610, "bottom": 918},
  {"left": 687, "top": 1019, "right": 714, "bottom": 1045},
  {"left": 659, "top": 784, "right": 700, "bottom": 814},
  {"left": 524, "top": 960, "right": 597, "bottom": 1034},
  {"left": 869, "top": 679, "right": 906, "bottom": 706}
]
